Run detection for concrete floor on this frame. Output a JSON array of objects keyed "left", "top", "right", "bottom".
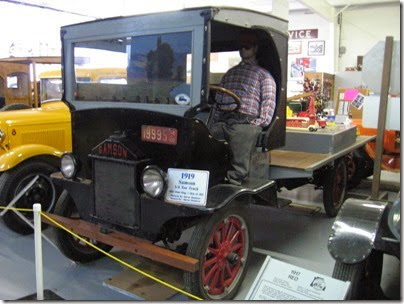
[{"left": 0, "top": 172, "right": 400, "bottom": 301}]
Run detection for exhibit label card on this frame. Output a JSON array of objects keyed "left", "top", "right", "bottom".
[
  {"left": 245, "top": 256, "right": 350, "bottom": 300},
  {"left": 165, "top": 168, "right": 209, "bottom": 206}
]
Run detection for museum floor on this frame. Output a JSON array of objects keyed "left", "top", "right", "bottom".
[{"left": 0, "top": 172, "right": 400, "bottom": 301}]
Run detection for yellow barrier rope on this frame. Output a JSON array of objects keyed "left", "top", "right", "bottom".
[
  {"left": 40, "top": 212, "right": 203, "bottom": 301},
  {"left": 0, "top": 206, "right": 34, "bottom": 212},
  {"left": 0, "top": 205, "right": 202, "bottom": 300}
]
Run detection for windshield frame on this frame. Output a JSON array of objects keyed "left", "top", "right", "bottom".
[{"left": 62, "top": 11, "right": 206, "bottom": 117}]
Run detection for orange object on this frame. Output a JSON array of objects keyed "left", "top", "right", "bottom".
[{"left": 352, "top": 118, "right": 400, "bottom": 172}]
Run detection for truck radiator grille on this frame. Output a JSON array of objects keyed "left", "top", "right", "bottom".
[
  {"left": 21, "top": 129, "right": 65, "bottom": 151},
  {"left": 93, "top": 159, "right": 137, "bottom": 228}
]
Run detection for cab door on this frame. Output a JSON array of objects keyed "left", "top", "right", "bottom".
[{"left": 0, "top": 62, "right": 31, "bottom": 107}]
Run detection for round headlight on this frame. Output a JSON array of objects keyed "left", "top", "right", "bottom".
[
  {"left": 61, "top": 153, "right": 78, "bottom": 179},
  {"left": 0, "top": 129, "right": 5, "bottom": 144},
  {"left": 141, "top": 166, "right": 167, "bottom": 198}
]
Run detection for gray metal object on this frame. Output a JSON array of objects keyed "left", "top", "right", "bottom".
[
  {"left": 281, "top": 125, "right": 357, "bottom": 154},
  {"left": 362, "top": 40, "right": 400, "bottom": 95},
  {"left": 328, "top": 198, "right": 387, "bottom": 264}
]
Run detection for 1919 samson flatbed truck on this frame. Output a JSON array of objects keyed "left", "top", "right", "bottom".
[{"left": 43, "top": 7, "right": 374, "bottom": 300}]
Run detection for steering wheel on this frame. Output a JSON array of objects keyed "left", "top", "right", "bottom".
[{"left": 209, "top": 85, "right": 241, "bottom": 112}]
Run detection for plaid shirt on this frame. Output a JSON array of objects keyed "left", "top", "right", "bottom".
[{"left": 217, "top": 61, "right": 276, "bottom": 127}]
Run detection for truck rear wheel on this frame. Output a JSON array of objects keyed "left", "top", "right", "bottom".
[
  {"left": 323, "top": 158, "right": 347, "bottom": 217},
  {"left": 53, "top": 190, "right": 113, "bottom": 263},
  {"left": 184, "top": 202, "right": 252, "bottom": 300},
  {"left": 0, "top": 160, "right": 57, "bottom": 234}
]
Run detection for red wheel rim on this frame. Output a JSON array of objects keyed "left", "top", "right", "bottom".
[{"left": 201, "top": 215, "right": 248, "bottom": 297}]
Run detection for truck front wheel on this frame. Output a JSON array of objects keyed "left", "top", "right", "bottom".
[
  {"left": 53, "top": 190, "right": 113, "bottom": 263},
  {"left": 184, "top": 202, "right": 252, "bottom": 300}
]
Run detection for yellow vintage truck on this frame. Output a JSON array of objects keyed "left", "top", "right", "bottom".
[
  {"left": 0, "top": 101, "right": 71, "bottom": 234},
  {"left": 0, "top": 60, "right": 126, "bottom": 234},
  {"left": 0, "top": 56, "right": 61, "bottom": 109}
]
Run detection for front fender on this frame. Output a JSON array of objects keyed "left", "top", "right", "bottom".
[
  {"left": 328, "top": 198, "right": 387, "bottom": 264},
  {"left": 0, "top": 144, "right": 64, "bottom": 172},
  {"left": 205, "top": 178, "right": 276, "bottom": 210}
]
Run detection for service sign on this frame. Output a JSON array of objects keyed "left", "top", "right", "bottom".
[{"left": 165, "top": 168, "right": 209, "bottom": 206}]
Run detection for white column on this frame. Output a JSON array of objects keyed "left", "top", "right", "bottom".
[{"left": 33, "top": 204, "right": 44, "bottom": 300}]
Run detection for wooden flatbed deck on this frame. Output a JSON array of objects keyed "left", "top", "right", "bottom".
[{"left": 269, "top": 135, "right": 375, "bottom": 177}]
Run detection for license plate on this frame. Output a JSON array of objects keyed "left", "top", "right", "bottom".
[{"left": 141, "top": 125, "right": 178, "bottom": 145}]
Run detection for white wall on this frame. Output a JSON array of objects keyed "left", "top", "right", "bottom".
[
  {"left": 288, "top": 11, "right": 334, "bottom": 73},
  {"left": 337, "top": 3, "right": 401, "bottom": 72},
  {"left": 0, "top": 2, "right": 93, "bottom": 58},
  {"left": 287, "top": 10, "right": 334, "bottom": 96}
]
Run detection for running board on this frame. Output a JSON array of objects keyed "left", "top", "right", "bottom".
[{"left": 42, "top": 213, "right": 199, "bottom": 272}]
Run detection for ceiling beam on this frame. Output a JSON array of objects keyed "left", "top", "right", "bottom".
[{"left": 298, "top": 0, "right": 336, "bottom": 22}]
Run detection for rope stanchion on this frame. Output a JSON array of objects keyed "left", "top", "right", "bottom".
[
  {"left": 40, "top": 212, "right": 203, "bottom": 301},
  {"left": 33, "top": 204, "right": 44, "bottom": 300}
]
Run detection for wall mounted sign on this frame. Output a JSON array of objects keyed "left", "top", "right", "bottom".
[
  {"left": 308, "top": 40, "right": 325, "bottom": 56},
  {"left": 288, "top": 29, "right": 318, "bottom": 40},
  {"left": 288, "top": 41, "right": 302, "bottom": 54}
]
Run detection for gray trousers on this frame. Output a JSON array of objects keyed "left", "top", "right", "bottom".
[{"left": 210, "top": 113, "right": 262, "bottom": 181}]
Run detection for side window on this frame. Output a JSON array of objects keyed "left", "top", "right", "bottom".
[
  {"left": 7, "top": 73, "right": 29, "bottom": 97},
  {"left": 209, "top": 51, "right": 240, "bottom": 84}
]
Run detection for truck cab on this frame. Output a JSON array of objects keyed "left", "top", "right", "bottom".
[{"left": 52, "top": 7, "right": 288, "bottom": 300}]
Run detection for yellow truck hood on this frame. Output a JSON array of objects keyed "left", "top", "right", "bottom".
[{"left": 0, "top": 101, "right": 70, "bottom": 127}]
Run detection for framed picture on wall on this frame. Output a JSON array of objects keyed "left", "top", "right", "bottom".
[
  {"left": 308, "top": 40, "right": 325, "bottom": 56},
  {"left": 288, "top": 41, "right": 302, "bottom": 55}
]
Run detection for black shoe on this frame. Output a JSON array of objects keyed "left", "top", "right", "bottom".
[{"left": 226, "top": 173, "right": 242, "bottom": 186}]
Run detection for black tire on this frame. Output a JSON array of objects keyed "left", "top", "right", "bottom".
[
  {"left": 332, "top": 250, "right": 384, "bottom": 300},
  {"left": 347, "top": 147, "right": 374, "bottom": 189},
  {"left": 0, "top": 103, "right": 31, "bottom": 111},
  {"left": 0, "top": 160, "right": 58, "bottom": 234},
  {"left": 53, "top": 190, "right": 113, "bottom": 263},
  {"left": 184, "top": 202, "right": 252, "bottom": 300},
  {"left": 323, "top": 158, "right": 347, "bottom": 217}
]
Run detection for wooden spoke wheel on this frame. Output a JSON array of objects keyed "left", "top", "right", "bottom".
[{"left": 184, "top": 203, "right": 251, "bottom": 300}]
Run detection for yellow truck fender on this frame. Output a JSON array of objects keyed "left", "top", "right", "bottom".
[{"left": 0, "top": 144, "right": 64, "bottom": 172}]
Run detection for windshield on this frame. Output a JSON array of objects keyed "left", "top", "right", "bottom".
[
  {"left": 73, "top": 32, "right": 192, "bottom": 106},
  {"left": 40, "top": 78, "right": 62, "bottom": 101}
]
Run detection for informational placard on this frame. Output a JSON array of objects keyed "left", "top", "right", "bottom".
[
  {"left": 165, "top": 168, "right": 209, "bottom": 206},
  {"left": 245, "top": 257, "right": 350, "bottom": 301}
]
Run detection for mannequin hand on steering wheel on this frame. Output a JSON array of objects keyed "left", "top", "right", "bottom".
[{"left": 209, "top": 85, "right": 241, "bottom": 112}]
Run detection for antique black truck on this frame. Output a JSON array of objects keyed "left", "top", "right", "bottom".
[
  {"left": 49, "top": 6, "right": 287, "bottom": 300},
  {"left": 48, "top": 6, "right": 373, "bottom": 300}
]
